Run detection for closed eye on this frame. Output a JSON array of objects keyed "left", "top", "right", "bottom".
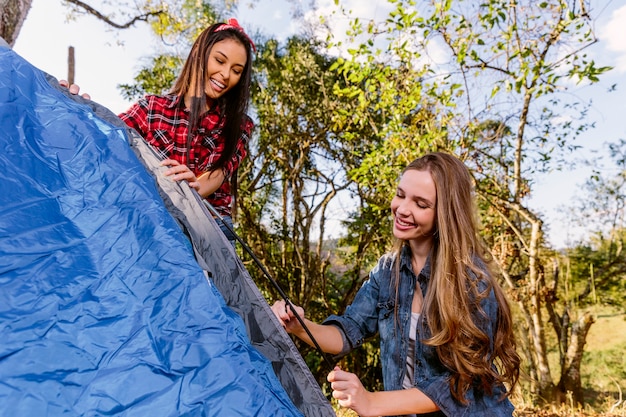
[{"left": 415, "top": 198, "right": 432, "bottom": 209}]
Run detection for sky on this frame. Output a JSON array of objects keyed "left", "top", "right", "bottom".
[{"left": 11, "top": 0, "right": 626, "bottom": 249}]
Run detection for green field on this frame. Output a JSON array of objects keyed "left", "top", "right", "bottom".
[{"left": 581, "top": 307, "right": 626, "bottom": 414}]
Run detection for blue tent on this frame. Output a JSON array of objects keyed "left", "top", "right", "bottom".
[{"left": 0, "top": 42, "right": 334, "bottom": 416}]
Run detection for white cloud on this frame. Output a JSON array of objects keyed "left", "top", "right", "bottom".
[
  {"left": 598, "top": 4, "right": 626, "bottom": 72},
  {"left": 302, "top": 0, "right": 394, "bottom": 54}
]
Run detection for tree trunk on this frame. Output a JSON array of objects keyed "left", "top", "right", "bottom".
[
  {"left": 526, "top": 216, "right": 557, "bottom": 402},
  {"left": 556, "top": 312, "right": 595, "bottom": 406},
  {"left": 0, "top": 0, "right": 32, "bottom": 47}
]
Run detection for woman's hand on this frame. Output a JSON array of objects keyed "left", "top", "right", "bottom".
[
  {"left": 161, "top": 159, "right": 199, "bottom": 190},
  {"left": 271, "top": 299, "right": 305, "bottom": 334},
  {"left": 328, "top": 368, "right": 440, "bottom": 416},
  {"left": 58, "top": 79, "right": 91, "bottom": 100},
  {"left": 327, "top": 367, "right": 375, "bottom": 417}
]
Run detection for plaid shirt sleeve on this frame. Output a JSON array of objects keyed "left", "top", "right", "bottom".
[
  {"left": 118, "top": 97, "right": 150, "bottom": 138},
  {"left": 198, "top": 114, "right": 252, "bottom": 180}
]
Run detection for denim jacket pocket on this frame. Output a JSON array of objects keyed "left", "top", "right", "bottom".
[
  {"left": 377, "top": 300, "right": 396, "bottom": 345},
  {"left": 377, "top": 301, "right": 394, "bottom": 319}
]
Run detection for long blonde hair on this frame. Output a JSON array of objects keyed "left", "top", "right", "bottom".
[{"left": 392, "top": 152, "right": 519, "bottom": 403}]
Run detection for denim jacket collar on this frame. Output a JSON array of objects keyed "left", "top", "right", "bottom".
[{"left": 400, "top": 244, "right": 432, "bottom": 286}]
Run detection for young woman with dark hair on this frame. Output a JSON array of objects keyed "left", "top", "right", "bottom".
[{"left": 117, "top": 19, "right": 256, "bottom": 244}]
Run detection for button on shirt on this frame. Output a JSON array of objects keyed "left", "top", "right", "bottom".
[
  {"left": 119, "top": 94, "right": 252, "bottom": 217},
  {"left": 323, "top": 245, "right": 515, "bottom": 416}
]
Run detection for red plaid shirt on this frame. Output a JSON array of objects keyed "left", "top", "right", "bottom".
[{"left": 119, "top": 94, "right": 252, "bottom": 216}]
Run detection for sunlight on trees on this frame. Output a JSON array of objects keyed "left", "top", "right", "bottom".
[{"left": 6, "top": 0, "right": 623, "bottom": 412}]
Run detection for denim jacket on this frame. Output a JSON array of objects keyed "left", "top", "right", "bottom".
[{"left": 323, "top": 246, "right": 514, "bottom": 417}]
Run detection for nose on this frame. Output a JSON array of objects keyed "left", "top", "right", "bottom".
[
  {"left": 395, "top": 200, "right": 411, "bottom": 216},
  {"left": 219, "top": 67, "right": 229, "bottom": 82}
]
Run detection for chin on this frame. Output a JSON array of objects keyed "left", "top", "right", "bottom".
[
  {"left": 392, "top": 229, "right": 409, "bottom": 240},
  {"left": 206, "top": 88, "right": 226, "bottom": 99}
]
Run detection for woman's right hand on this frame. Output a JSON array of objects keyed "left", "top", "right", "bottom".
[
  {"left": 271, "top": 299, "right": 305, "bottom": 334},
  {"left": 160, "top": 159, "right": 199, "bottom": 190}
]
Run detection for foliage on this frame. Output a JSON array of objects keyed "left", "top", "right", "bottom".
[
  {"left": 118, "top": 55, "right": 182, "bottom": 99},
  {"left": 563, "top": 231, "right": 626, "bottom": 309},
  {"left": 51, "top": 0, "right": 620, "bottom": 411},
  {"left": 237, "top": 35, "right": 377, "bottom": 383},
  {"left": 561, "top": 139, "right": 626, "bottom": 309},
  {"left": 323, "top": 0, "right": 612, "bottom": 407},
  {"left": 146, "top": 0, "right": 220, "bottom": 43}
]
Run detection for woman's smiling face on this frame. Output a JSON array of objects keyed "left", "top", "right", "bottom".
[
  {"left": 390, "top": 169, "right": 437, "bottom": 242},
  {"left": 204, "top": 38, "right": 247, "bottom": 100}
]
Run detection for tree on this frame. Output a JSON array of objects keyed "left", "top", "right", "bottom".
[
  {"left": 565, "top": 139, "right": 626, "bottom": 307},
  {"left": 326, "top": 0, "right": 611, "bottom": 406},
  {"left": 0, "top": 0, "right": 32, "bottom": 46},
  {"left": 237, "top": 36, "right": 365, "bottom": 382},
  {"left": 546, "top": 138, "right": 626, "bottom": 404}
]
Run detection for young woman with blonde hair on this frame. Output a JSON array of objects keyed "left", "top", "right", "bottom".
[{"left": 272, "top": 151, "right": 520, "bottom": 416}]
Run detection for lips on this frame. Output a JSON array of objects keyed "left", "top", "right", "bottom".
[
  {"left": 210, "top": 78, "right": 226, "bottom": 92},
  {"left": 395, "top": 217, "right": 415, "bottom": 229}
]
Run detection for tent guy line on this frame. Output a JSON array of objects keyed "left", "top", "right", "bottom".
[{"left": 203, "top": 199, "right": 337, "bottom": 371}]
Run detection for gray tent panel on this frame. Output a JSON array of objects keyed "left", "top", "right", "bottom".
[{"left": 127, "top": 129, "right": 336, "bottom": 417}]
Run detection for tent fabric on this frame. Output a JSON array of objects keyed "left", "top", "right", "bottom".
[
  {"left": 0, "top": 45, "right": 331, "bottom": 416},
  {"left": 127, "top": 126, "right": 336, "bottom": 417}
]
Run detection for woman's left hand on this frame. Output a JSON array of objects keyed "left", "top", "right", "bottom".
[
  {"left": 327, "top": 366, "right": 375, "bottom": 417},
  {"left": 161, "top": 159, "right": 199, "bottom": 190},
  {"left": 58, "top": 79, "right": 91, "bottom": 100}
]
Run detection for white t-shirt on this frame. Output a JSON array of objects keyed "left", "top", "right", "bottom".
[
  {"left": 403, "top": 311, "right": 420, "bottom": 389},
  {"left": 401, "top": 312, "right": 421, "bottom": 417}
]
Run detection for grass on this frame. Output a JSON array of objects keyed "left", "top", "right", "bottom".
[{"left": 579, "top": 306, "right": 626, "bottom": 413}]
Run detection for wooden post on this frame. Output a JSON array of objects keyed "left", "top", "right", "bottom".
[
  {"left": 589, "top": 263, "right": 597, "bottom": 304},
  {"left": 68, "top": 46, "right": 75, "bottom": 85}
]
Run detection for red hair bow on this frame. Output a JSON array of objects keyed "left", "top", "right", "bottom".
[{"left": 215, "top": 18, "right": 257, "bottom": 53}]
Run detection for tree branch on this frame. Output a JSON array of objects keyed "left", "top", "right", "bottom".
[{"left": 64, "top": 0, "right": 164, "bottom": 29}]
